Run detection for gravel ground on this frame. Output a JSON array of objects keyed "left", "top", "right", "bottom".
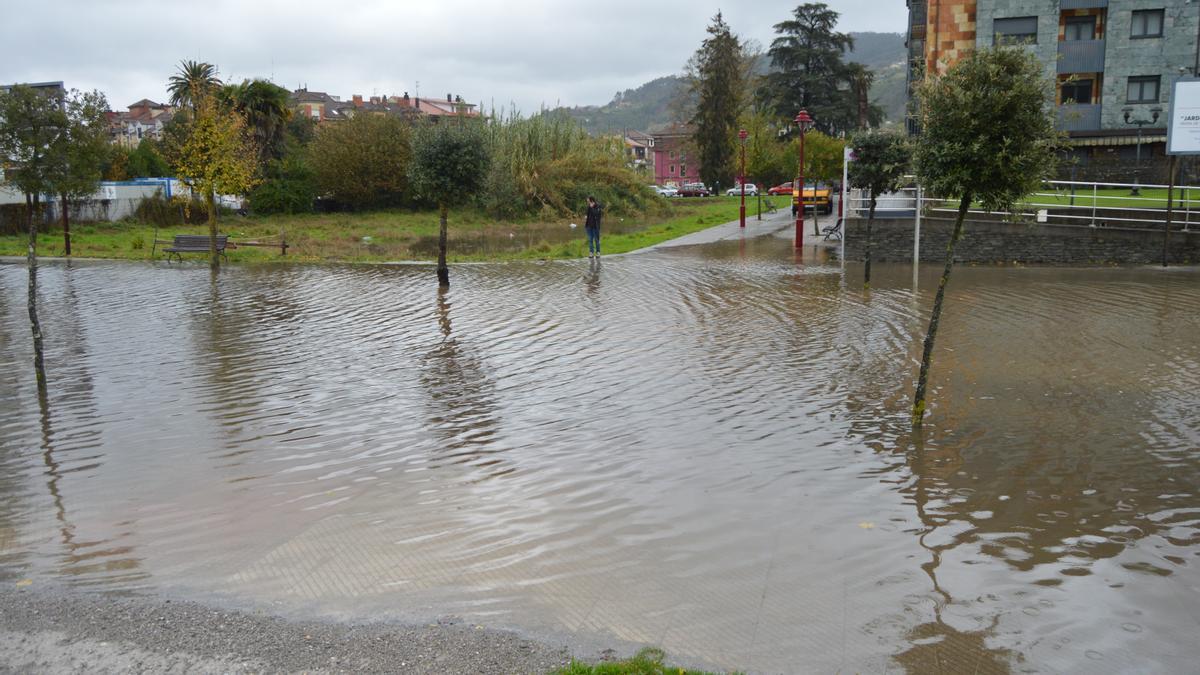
[{"left": 0, "top": 585, "right": 578, "bottom": 674}]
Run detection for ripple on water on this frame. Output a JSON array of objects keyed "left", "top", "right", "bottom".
[{"left": 1, "top": 252, "right": 1199, "bottom": 673}]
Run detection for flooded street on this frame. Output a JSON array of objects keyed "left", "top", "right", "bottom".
[{"left": 1, "top": 233, "right": 1198, "bottom": 673}]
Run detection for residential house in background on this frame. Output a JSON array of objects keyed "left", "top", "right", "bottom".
[
  {"left": 623, "top": 130, "right": 654, "bottom": 175},
  {"left": 108, "top": 99, "right": 175, "bottom": 147},
  {"left": 290, "top": 88, "right": 480, "bottom": 122},
  {"left": 652, "top": 126, "right": 701, "bottom": 186},
  {"left": 905, "top": 0, "right": 1200, "bottom": 181},
  {"left": 291, "top": 88, "right": 347, "bottom": 122}
]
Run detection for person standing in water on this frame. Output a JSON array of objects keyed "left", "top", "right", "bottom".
[{"left": 584, "top": 196, "right": 602, "bottom": 259}]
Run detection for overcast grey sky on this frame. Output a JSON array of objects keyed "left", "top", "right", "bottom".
[{"left": 1, "top": 1, "right": 907, "bottom": 112}]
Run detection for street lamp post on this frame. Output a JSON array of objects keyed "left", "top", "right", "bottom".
[
  {"left": 794, "top": 110, "right": 814, "bottom": 249},
  {"left": 738, "top": 128, "right": 748, "bottom": 228},
  {"left": 1123, "top": 107, "right": 1162, "bottom": 196}
]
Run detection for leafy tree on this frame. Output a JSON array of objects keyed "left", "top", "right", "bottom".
[
  {"left": 309, "top": 114, "right": 411, "bottom": 210},
  {"left": 409, "top": 120, "right": 491, "bottom": 286},
  {"left": 168, "top": 95, "right": 259, "bottom": 268},
  {"left": 688, "top": 12, "right": 747, "bottom": 190},
  {"left": 168, "top": 60, "right": 221, "bottom": 116},
  {"left": 46, "top": 90, "right": 110, "bottom": 255},
  {"left": 761, "top": 3, "right": 856, "bottom": 135},
  {"left": 847, "top": 129, "right": 909, "bottom": 287},
  {"left": 740, "top": 109, "right": 792, "bottom": 189},
  {"left": 0, "top": 85, "right": 69, "bottom": 392},
  {"left": 800, "top": 130, "right": 845, "bottom": 235},
  {"left": 910, "top": 47, "right": 1063, "bottom": 427},
  {"left": 126, "top": 137, "right": 171, "bottom": 178},
  {"left": 249, "top": 153, "right": 316, "bottom": 215},
  {"left": 222, "top": 79, "right": 292, "bottom": 164}
]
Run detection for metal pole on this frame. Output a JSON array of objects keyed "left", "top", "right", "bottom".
[
  {"left": 796, "top": 130, "right": 806, "bottom": 249},
  {"left": 840, "top": 146, "right": 849, "bottom": 265},
  {"left": 1165, "top": 154, "right": 1179, "bottom": 267},
  {"left": 739, "top": 139, "right": 746, "bottom": 228},
  {"left": 1091, "top": 182, "right": 1097, "bottom": 226},
  {"left": 1133, "top": 126, "right": 1143, "bottom": 196},
  {"left": 914, "top": 183, "right": 922, "bottom": 266}
]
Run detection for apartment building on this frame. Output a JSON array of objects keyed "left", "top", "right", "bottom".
[{"left": 906, "top": 1, "right": 1200, "bottom": 179}]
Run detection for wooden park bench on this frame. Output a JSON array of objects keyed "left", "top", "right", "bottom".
[
  {"left": 161, "top": 234, "right": 229, "bottom": 263},
  {"left": 155, "top": 232, "right": 288, "bottom": 262}
]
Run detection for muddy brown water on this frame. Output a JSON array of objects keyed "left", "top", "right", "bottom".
[{"left": 1, "top": 234, "right": 1198, "bottom": 673}]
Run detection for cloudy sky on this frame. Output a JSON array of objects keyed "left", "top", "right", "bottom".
[{"left": 2, "top": 1, "right": 907, "bottom": 112}]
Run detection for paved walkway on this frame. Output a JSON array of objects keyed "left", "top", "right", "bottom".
[{"left": 641, "top": 202, "right": 841, "bottom": 253}]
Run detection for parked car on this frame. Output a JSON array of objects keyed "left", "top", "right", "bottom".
[
  {"left": 767, "top": 182, "right": 795, "bottom": 196},
  {"left": 677, "top": 183, "right": 711, "bottom": 197},
  {"left": 647, "top": 184, "right": 678, "bottom": 197},
  {"left": 725, "top": 183, "right": 759, "bottom": 196},
  {"left": 792, "top": 183, "right": 834, "bottom": 215}
]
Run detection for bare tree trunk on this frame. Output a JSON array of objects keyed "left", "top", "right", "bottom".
[
  {"left": 436, "top": 203, "right": 450, "bottom": 287},
  {"left": 812, "top": 199, "right": 821, "bottom": 237},
  {"left": 865, "top": 194, "right": 877, "bottom": 288},
  {"left": 207, "top": 189, "right": 219, "bottom": 270},
  {"left": 26, "top": 193, "right": 47, "bottom": 398},
  {"left": 912, "top": 193, "right": 972, "bottom": 428},
  {"left": 60, "top": 193, "right": 71, "bottom": 256}
]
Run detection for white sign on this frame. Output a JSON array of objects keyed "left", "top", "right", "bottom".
[{"left": 1167, "top": 78, "right": 1200, "bottom": 155}]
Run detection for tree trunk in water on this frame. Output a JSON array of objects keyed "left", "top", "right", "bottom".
[
  {"left": 812, "top": 200, "right": 820, "bottom": 237},
  {"left": 436, "top": 203, "right": 450, "bottom": 287},
  {"left": 26, "top": 193, "right": 47, "bottom": 398},
  {"left": 207, "top": 189, "right": 219, "bottom": 270},
  {"left": 60, "top": 193, "right": 71, "bottom": 256},
  {"left": 911, "top": 193, "right": 972, "bottom": 428},
  {"left": 865, "top": 195, "right": 877, "bottom": 288}
]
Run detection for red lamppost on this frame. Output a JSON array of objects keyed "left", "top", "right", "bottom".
[
  {"left": 793, "top": 109, "right": 814, "bottom": 249},
  {"left": 738, "top": 128, "right": 748, "bottom": 228}
]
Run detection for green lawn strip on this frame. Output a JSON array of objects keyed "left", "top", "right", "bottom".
[
  {"left": 0, "top": 196, "right": 792, "bottom": 264},
  {"left": 924, "top": 188, "right": 1200, "bottom": 212},
  {"left": 553, "top": 647, "right": 734, "bottom": 675}
]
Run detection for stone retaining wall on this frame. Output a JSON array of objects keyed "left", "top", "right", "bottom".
[{"left": 844, "top": 215, "right": 1200, "bottom": 265}]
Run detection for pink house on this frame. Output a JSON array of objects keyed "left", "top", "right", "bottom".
[{"left": 652, "top": 127, "right": 701, "bottom": 186}]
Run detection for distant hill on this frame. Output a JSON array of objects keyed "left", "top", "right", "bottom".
[{"left": 551, "top": 32, "right": 907, "bottom": 135}]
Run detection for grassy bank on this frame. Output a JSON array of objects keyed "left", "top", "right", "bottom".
[
  {"left": 0, "top": 196, "right": 791, "bottom": 264},
  {"left": 554, "top": 648, "right": 731, "bottom": 675}
]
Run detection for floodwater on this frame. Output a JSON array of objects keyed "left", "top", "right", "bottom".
[{"left": 1, "top": 233, "right": 1198, "bottom": 673}]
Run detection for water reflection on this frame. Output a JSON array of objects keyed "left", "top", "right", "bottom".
[
  {"left": 0, "top": 252, "right": 1197, "bottom": 673},
  {"left": 420, "top": 288, "right": 503, "bottom": 474}
]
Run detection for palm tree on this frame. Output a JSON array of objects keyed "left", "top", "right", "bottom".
[
  {"left": 168, "top": 60, "right": 221, "bottom": 115},
  {"left": 845, "top": 63, "right": 875, "bottom": 130},
  {"left": 222, "top": 79, "right": 292, "bottom": 163}
]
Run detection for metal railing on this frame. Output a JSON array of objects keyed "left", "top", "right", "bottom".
[{"left": 846, "top": 178, "right": 1200, "bottom": 232}]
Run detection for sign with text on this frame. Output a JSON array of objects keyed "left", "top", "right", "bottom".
[{"left": 1167, "top": 78, "right": 1200, "bottom": 155}]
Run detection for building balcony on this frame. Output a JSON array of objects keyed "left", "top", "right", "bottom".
[
  {"left": 1058, "top": 40, "right": 1105, "bottom": 74},
  {"left": 1057, "top": 104, "right": 1102, "bottom": 132},
  {"left": 1059, "top": 0, "right": 1107, "bottom": 9}
]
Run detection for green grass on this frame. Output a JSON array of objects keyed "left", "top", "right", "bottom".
[
  {"left": 0, "top": 196, "right": 792, "bottom": 264},
  {"left": 553, "top": 647, "right": 732, "bottom": 675}
]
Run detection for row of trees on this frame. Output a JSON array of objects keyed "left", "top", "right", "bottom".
[{"left": 685, "top": 3, "right": 882, "bottom": 192}]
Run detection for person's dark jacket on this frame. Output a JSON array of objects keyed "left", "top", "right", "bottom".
[{"left": 585, "top": 202, "right": 602, "bottom": 230}]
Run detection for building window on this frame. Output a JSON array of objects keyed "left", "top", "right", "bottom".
[
  {"left": 994, "top": 16, "right": 1038, "bottom": 45},
  {"left": 1131, "top": 9, "right": 1164, "bottom": 39},
  {"left": 1127, "top": 76, "right": 1160, "bottom": 104},
  {"left": 1061, "top": 78, "right": 1094, "bottom": 104},
  {"left": 1064, "top": 16, "right": 1096, "bottom": 42},
  {"left": 680, "top": 164, "right": 687, "bottom": 177},
  {"left": 669, "top": 150, "right": 676, "bottom": 160},
  {"left": 670, "top": 165, "right": 676, "bottom": 175}
]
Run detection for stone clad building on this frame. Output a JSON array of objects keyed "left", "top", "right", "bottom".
[{"left": 906, "top": 1, "right": 1200, "bottom": 181}]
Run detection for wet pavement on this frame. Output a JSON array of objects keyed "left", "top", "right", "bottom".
[{"left": 1, "top": 226, "right": 1198, "bottom": 673}]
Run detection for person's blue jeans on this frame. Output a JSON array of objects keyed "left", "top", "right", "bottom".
[{"left": 586, "top": 227, "right": 600, "bottom": 256}]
